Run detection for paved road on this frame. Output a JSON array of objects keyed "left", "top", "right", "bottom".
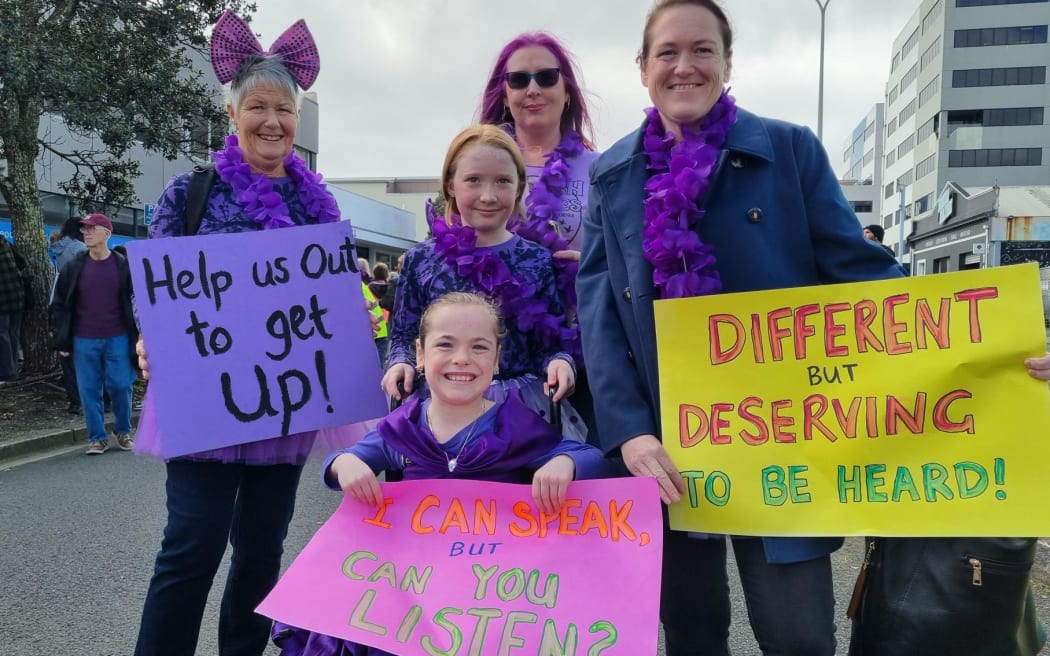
[{"left": 1, "top": 447, "right": 1047, "bottom": 655}]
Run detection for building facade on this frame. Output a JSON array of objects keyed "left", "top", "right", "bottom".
[
  {"left": 328, "top": 177, "right": 441, "bottom": 246},
  {"left": 879, "top": 0, "right": 1049, "bottom": 265},
  {"left": 839, "top": 104, "right": 886, "bottom": 233}
]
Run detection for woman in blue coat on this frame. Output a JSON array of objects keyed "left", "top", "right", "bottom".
[{"left": 576, "top": 1, "right": 904, "bottom": 653}]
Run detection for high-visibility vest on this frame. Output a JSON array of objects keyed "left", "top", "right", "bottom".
[{"left": 363, "top": 282, "right": 388, "bottom": 339}]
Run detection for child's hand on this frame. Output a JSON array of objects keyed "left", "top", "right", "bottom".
[
  {"left": 532, "top": 455, "right": 576, "bottom": 514},
  {"left": 545, "top": 359, "right": 574, "bottom": 402},
  {"left": 331, "top": 453, "right": 384, "bottom": 506}
]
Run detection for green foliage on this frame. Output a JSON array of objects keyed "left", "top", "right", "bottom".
[
  {"left": 0, "top": 0, "right": 256, "bottom": 374},
  {"left": 0, "top": 0, "right": 256, "bottom": 209}
]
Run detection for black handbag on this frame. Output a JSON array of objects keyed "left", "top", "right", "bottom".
[{"left": 848, "top": 537, "right": 1045, "bottom": 656}]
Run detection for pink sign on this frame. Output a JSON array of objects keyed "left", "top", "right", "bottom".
[{"left": 258, "top": 478, "right": 663, "bottom": 655}]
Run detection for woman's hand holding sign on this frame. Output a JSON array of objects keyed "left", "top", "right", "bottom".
[
  {"left": 621, "top": 434, "right": 686, "bottom": 505},
  {"left": 1025, "top": 352, "right": 1050, "bottom": 381}
]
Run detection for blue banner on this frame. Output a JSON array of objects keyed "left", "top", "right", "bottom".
[{"left": 0, "top": 219, "right": 135, "bottom": 246}]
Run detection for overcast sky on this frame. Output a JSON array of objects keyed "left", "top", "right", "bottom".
[{"left": 248, "top": 0, "right": 922, "bottom": 179}]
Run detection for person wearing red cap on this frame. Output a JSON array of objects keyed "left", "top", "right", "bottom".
[{"left": 50, "top": 212, "right": 138, "bottom": 455}]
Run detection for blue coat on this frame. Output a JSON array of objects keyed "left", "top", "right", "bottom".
[{"left": 578, "top": 108, "right": 906, "bottom": 564}]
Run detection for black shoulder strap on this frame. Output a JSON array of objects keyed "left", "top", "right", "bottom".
[{"left": 183, "top": 163, "right": 217, "bottom": 237}]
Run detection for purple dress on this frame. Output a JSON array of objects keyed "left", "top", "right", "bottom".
[
  {"left": 134, "top": 170, "right": 366, "bottom": 465},
  {"left": 271, "top": 390, "right": 612, "bottom": 655}
]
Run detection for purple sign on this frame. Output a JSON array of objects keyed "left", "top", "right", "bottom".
[{"left": 128, "top": 221, "right": 387, "bottom": 457}]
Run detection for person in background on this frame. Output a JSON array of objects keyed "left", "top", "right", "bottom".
[
  {"left": 52, "top": 217, "right": 88, "bottom": 273},
  {"left": 368, "top": 261, "right": 393, "bottom": 315},
  {"left": 49, "top": 218, "right": 88, "bottom": 413},
  {"left": 357, "top": 257, "right": 372, "bottom": 284},
  {"left": 363, "top": 281, "right": 388, "bottom": 367},
  {"left": 0, "top": 235, "right": 24, "bottom": 386},
  {"left": 49, "top": 213, "right": 137, "bottom": 454},
  {"left": 576, "top": 1, "right": 905, "bottom": 653},
  {"left": 863, "top": 223, "right": 896, "bottom": 258},
  {"left": 273, "top": 292, "right": 612, "bottom": 655},
  {"left": 477, "top": 31, "right": 601, "bottom": 441}
]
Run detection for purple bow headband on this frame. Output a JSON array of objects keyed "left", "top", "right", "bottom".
[{"left": 210, "top": 11, "right": 320, "bottom": 90}]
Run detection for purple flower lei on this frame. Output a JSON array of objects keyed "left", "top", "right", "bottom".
[
  {"left": 427, "top": 201, "right": 569, "bottom": 358},
  {"left": 642, "top": 91, "right": 737, "bottom": 299},
  {"left": 506, "top": 127, "right": 585, "bottom": 361},
  {"left": 212, "top": 133, "right": 340, "bottom": 229}
]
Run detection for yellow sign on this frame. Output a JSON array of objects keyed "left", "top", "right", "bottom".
[{"left": 654, "top": 264, "right": 1050, "bottom": 536}]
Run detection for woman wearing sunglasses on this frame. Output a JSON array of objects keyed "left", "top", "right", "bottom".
[{"left": 476, "top": 33, "right": 600, "bottom": 443}]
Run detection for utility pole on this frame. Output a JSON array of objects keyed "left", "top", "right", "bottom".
[
  {"left": 898, "top": 185, "right": 907, "bottom": 261},
  {"left": 815, "top": 0, "right": 832, "bottom": 141}
]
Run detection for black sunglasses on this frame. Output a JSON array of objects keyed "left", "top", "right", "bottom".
[{"left": 504, "top": 68, "right": 561, "bottom": 90}]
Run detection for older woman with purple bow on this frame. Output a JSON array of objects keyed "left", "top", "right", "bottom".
[{"left": 132, "top": 12, "right": 340, "bottom": 656}]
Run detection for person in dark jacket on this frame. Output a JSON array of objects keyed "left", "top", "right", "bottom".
[
  {"left": 0, "top": 235, "right": 25, "bottom": 384},
  {"left": 863, "top": 223, "right": 897, "bottom": 258},
  {"left": 50, "top": 213, "right": 138, "bottom": 454},
  {"left": 51, "top": 217, "right": 89, "bottom": 412}
]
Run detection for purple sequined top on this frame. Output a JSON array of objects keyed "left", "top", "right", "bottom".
[
  {"left": 135, "top": 170, "right": 345, "bottom": 465},
  {"left": 387, "top": 234, "right": 571, "bottom": 379}
]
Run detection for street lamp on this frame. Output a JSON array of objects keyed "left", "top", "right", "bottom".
[{"left": 815, "top": 0, "right": 832, "bottom": 142}]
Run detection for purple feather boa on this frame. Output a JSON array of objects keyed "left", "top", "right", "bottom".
[
  {"left": 212, "top": 133, "right": 340, "bottom": 229},
  {"left": 427, "top": 202, "right": 569, "bottom": 356},
  {"left": 642, "top": 91, "right": 737, "bottom": 299}
]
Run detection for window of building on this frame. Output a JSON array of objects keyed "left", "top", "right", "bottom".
[
  {"left": 914, "top": 193, "right": 933, "bottom": 215},
  {"left": 918, "top": 75, "right": 940, "bottom": 107},
  {"left": 900, "top": 63, "right": 919, "bottom": 91},
  {"left": 883, "top": 213, "right": 894, "bottom": 229},
  {"left": 885, "top": 182, "right": 896, "bottom": 198},
  {"left": 886, "top": 149, "right": 897, "bottom": 167},
  {"left": 886, "top": 116, "right": 898, "bottom": 137},
  {"left": 952, "top": 66, "right": 1046, "bottom": 87},
  {"left": 915, "top": 154, "right": 937, "bottom": 180},
  {"left": 843, "top": 148, "right": 852, "bottom": 165},
  {"left": 947, "top": 107, "right": 1044, "bottom": 126},
  {"left": 888, "top": 86, "right": 899, "bottom": 107},
  {"left": 864, "top": 122, "right": 876, "bottom": 140},
  {"left": 863, "top": 149, "right": 875, "bottom": 166},
  {"left": 948, "top": 147, "right": 1043, "bottom": 166},
  {"left": 897, "top": 171, "right": 914, "bottom": 188},
  {"left": 917, "top": 115, "right": 938, "bottom": 142},
  {"left": 851, "top": 201, "right": 874, "bottom": 213},
  {"left": 921, "top": 36, "right": 942, "bottom": 71},
  {"left": 891, "top": 52, "right": 901, "bottom": 73},
  {"left": 923, "top": 0, "right": 944, "bottom": 33},
  {"left": 957, "top": 0, "right": 1047, "bottom": 6},
  {"left": 899, "top": 99, "right": 917, "bottom": 124},
  {"left": 897, "top": 134, "right": 916, "bottom": 158},
  {"left": 954, "top": 25, "right": 1048, "bottom": 48},
  {"left": 902, "top": 28, "right": 921, "bottom": 57},
  {"left": 933, "top": 256, "right": 949, "bottom": 273}
]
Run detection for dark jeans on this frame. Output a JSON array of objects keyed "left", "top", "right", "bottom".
[
  {"left": 662, "top": 529, "right": 836, "bottom": 656},
  {"left": 134, "top": 460, "right": 304, "bottom": 656}
]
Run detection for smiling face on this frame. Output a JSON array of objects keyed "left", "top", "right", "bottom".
[
  {"left": 417, "top": 303, "right": 500, "bottom": 408},
  {"left": 504, "top": 45, "right": 568, "bottom": 139},
  {"left": 640, "top": 3, "right": 732, "bottom": 141},
  {"left": 446, "top": 144, "right": 520, "bottom": 244},
  {"left": 227, "top": 83, "right": 298, "bottom": 177}
]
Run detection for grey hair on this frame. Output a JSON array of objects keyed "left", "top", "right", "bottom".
[{"left": 225, "top": 54, "right": 303, "bottom": 110}]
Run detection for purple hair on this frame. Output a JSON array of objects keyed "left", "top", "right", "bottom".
[{"left": 477, "top": 32, "right": 596, "bottom": 150}]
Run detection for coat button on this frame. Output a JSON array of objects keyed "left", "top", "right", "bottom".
[
  {"left": 622, "top": 287, "right": 632, "bottom": 302},
  {"left": 747, "top": 207, "right": 763, "bottom": 223}
]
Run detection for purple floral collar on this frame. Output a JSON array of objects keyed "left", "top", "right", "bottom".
[
  {"left": 642, "top": 91, "right": 737, "bottom": 299},
  {"left": 506, "top": 127, "right": 585, "bottom": 360},
  {"left": 212, "top": 134, "right": 340, "bottom": 229},
  {"left": 428, "top": 205, "right": 570, "bottom": 363}
]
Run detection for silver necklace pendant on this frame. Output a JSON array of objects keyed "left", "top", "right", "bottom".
[{"left": 447, "top": 458, "right": 457, "bottom": 473}]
